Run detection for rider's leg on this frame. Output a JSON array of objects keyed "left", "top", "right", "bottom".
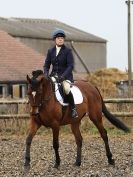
[{"left": 62, "top": 80, "right": 78, "bottom": 118}]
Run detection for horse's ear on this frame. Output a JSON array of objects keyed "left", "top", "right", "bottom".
[{"left": 26, "top": 75, "right": 31, "bottom": 83}]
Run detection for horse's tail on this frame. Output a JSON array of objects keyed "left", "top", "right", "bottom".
[{"left": 95, "top": 87, "right": 130, "bottom": 133}]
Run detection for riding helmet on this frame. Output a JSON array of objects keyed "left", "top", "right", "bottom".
[{"left": 52, "top": 29, "right": 66, "bottom": 39}]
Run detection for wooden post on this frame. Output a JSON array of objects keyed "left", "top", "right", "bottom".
[
  {"left": 2, "top": 85, "right": 8, "bottom": 98},
  {"left": 125, "top": 0, "right": 133, "bottom": 96},
  {"left": 21, "top": 85, "right": 26, "bottom": 98}
]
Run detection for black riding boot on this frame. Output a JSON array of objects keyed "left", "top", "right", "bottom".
[{"left": 67, "top": 91, "right": 78, "bottom": 118}]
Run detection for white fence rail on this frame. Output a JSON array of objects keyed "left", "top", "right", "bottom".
[{"left": 0, "top": 98, "right": 133, "bottom": 119}]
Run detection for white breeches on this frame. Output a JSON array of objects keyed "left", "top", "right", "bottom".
[
  {"left": 51, "top": 77, "right": 71, "bottom": 95},
  {"left": 62, "top": 80, "right": 71, "bottom": 95}
]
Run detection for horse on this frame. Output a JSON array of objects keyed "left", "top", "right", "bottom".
[{"left": 24, "top": 70, "right": 130, "bottom": 169}]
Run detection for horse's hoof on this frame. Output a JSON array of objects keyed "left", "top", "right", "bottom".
[
  {"left": 24, "top": 161, "right": 30, "bottom": 170},
  {"left": 54, "top": 163, "right": 60, "bottom": 169},
  {"left": 74, "top": 161, "right": 81, "bottom": 166},
  {"left": 108, "top": 158, "right": 115, "bottom": 166},
  {"left": 24, "top": 160, "right": 30, "bottom": 166},
  {"left": 23, "top": 164, "right": 30, "bottom": 174}
]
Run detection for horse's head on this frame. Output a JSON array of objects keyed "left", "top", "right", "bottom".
[
  {"left": 27, "top": 70, "right": 44, "bottom": 91},
  {"left": 27, "top": 70, "right": 46, "bottom": 115}
]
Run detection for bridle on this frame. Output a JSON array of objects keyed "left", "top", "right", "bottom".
[{"left": 28, "top": 76, "right": 55, "bottom": 110}]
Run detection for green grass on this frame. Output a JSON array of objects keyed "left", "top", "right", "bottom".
[{"left": 0, "top": 118, "right": 132, "bottom": 137}]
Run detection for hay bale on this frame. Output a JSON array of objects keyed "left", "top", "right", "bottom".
[{"left": 88, "top": 68, "right": 128, "bottom": 97}]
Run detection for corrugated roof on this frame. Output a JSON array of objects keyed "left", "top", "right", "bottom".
[
  {"left": 0, "top": 30, "right": 44, "bottom": 81},
  {"left": 0, "top": 17, "right": 106, "bottom": 42}
]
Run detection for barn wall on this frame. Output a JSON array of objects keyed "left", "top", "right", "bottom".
[
  {"left": 16, "top": 37, "right": 53, "bottom": 55},
  {"left": 16, "top": 37, "right": 106, "bottom": 73},
  {"left": 72, "top": 42, "right": 107, "bottom": 72}
]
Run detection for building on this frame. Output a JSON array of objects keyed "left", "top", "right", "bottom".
[
  {"left": 0, "top": 17, "right": 107, "bottom": 98},
  {"left": 0, "top": 30, "right": 43, "bottom": 98},
  {"left": 0, "top": 17, "right": 107, "bottom": 73}
]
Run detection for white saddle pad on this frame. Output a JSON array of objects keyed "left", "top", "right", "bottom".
[{"left": 55, "top": 83, "right": 83, "bottom": 106}]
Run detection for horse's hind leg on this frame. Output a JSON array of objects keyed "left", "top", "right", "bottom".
[
  {"left": 24, "top": 118, "right": 40, "bottom": 168},
  {"left": 71, "top": 123, "right": 83, "bottom": 166},
  {"left": 89, "top": 113, "right": 115, "bottom": 165},
  {"left": 52, "top": 125, "right": 60, "bottom": 168}
]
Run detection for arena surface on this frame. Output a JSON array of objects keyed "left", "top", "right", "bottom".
[{"left": 0, "top": 134, "right": 132, "bottom": 177}]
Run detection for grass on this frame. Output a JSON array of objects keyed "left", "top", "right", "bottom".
[
  {"left": 0, "top": 119, "right": 131, "bottom": 136},
  {"left": 0, "top": 109, "right": 132, "bottom": 136}
]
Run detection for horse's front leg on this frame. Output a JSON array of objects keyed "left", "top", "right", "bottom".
[
  {"left": 52, "top": 125, "right": 60, "bottom": 168},
  {"left": 24, "top": 118, "right": 40, "bottom": 169},
  {"left": 71, "top": 123, "right": 83, "bottom": 166}
]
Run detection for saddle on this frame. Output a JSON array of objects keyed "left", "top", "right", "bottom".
[{"left": 54, "top": 82, "right": 83, "bottom": 106}]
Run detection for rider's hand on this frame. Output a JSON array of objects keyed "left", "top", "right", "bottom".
[
  {"left": 58, "top": 76, "right": 65, "bottom": 83},
  {"left": 45, "top": 74, "right": 49, "bottom": 80}
]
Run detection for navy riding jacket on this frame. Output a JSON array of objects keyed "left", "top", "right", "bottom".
[{"left": 43, "top": 45, "right": 74, "bottom": 82}]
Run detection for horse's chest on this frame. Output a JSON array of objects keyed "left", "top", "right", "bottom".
[
  {"left": 39, "top": 113, "right": 53, "bottom": 127},
  {"left": 41, "top": 118, "right": 51, "bottom": 127}
]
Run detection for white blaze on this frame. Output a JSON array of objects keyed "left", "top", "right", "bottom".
[{"left": 32, "top": 91, "right": 36, "bottom": 97}]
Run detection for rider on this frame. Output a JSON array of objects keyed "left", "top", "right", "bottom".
[{"left": 43, "top": 29, "right": 78, "bottom": 118}]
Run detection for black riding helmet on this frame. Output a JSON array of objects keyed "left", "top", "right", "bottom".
[{"left": 52, "top": 29, "right": 66, "bottom": 39}]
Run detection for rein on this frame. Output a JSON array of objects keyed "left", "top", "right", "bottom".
[
  {"left": 41, "top": 81, "right": 61, "bottom": 104},
  {"left": 28, "top": 76, "right": 61, "bottom": 112},
  {"left": 39, "top": 78, "right": 59, "bottom": 106}
]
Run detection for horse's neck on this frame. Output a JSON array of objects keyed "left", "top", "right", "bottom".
[{"left": 43, "top": 80, "right": 55, "bottom": 101}]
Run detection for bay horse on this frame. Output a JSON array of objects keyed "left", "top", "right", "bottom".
[{"left": 24, "top": 70, "right": 130, "bottom": 169}]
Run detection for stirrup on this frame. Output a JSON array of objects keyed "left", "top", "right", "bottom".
[{"left": 72, "top": 108, "right": 78, "bottom": 118}]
